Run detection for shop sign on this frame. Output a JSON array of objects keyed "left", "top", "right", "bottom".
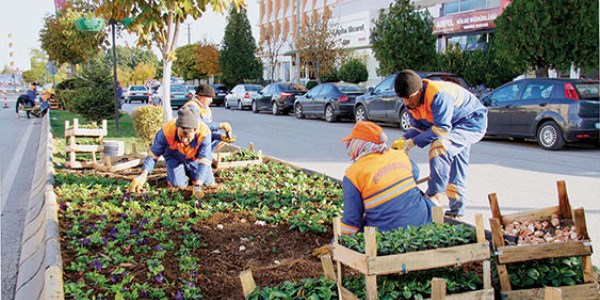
[{"left": 433, "top": 8, "right": 501, "bottom": 35}]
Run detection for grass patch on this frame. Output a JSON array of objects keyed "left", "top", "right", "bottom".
[{"left": 50, "top": 110, "right": 142, "bottom": 164}]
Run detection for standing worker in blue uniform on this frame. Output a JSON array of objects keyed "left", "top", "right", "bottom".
[
  {"left": 129, "top": 107, "right": 213, "bottom": 199},
  {"left": 392, "top": 69, "right": 487, "bottom": 218},
  {"left": 340, "top": 121, "right": 435, "bottom": 235},
  {"left": 183, "top": 84, "right": 235, "bottom": 149}
]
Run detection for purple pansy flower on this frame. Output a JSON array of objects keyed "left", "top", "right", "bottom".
[
  {"left": 110, "top": 274, "right": 119, "bottom": 283},
  {"left": 89, "top": 259, "right": 103, "bottom": 271},
  {"left": 186, "top": 281, "right": 196, "bottom": 287},
  {"left": 140, "top": 290, "right": 148, "bottom": 297},
  {"left": 138, "top": 218, "right": 149, "bottom": 228},
  {"left": 137, "top": 238, "right": 147, "bottom": 245},
  {"left": 155, "top": 273, "right": 163, "bottom": 284},
  {"left": 121, "top": 213, "right": 127, "bottom": 219},
  {"left": 59, "top": 203, "right": 68, "bottom": 211},
  {"left": 174, "top": 290, "right": 183, "bottom": 300},
  {"left": 109, "top": 228, "right": 118, "bottom": 239},
  {"left": 191, "top": 271, "right": 198, "bottom": 279},
  {"left": 130, "top": 228, "right": 140, "bottom": 236},
  {"left": 154, "top": 244, "right": 163, "bottom": 251},
  {"left": 123, "top": 193, "right": 131, "bottom": 201},
  {"left": 82, "top": 238, "right": 90, "bottom": 245},
  {"left": 99, "top": 215, "right": 107, "bottom": 221}
]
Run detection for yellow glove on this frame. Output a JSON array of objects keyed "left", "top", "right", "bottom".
[
  {"left": 391, "top": 138, "right": 406, "bottom": 150},
  {"left": 129, "top": 173, "right": 147, "bottom": 193},
  {"left": 192, "top": 185, "right": 205, "bottom": 200},
  {"left": 219, "top": 122, "right": 232, "bottom": 133},
  {"left": 220, "top": 133, "right": 236, "bottom": 143}
]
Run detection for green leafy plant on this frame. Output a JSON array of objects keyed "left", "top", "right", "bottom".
[
  {"left": 339, "top": 58, "right": 368, "bottom": 84},
  {"left": 507, "top": 256, "right": 583, "bottom": 289},
  {"left": 222, "top": 149, "right": 260, "bottom": 162},
  {"left": 338, "top": 222, "right": 476, "bottom": 255},
  {"left": 247, "top": 276, "right": 337, "bottom": 299}
]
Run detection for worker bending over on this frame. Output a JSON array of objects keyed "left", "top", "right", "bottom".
[
  {"left": 340, "top": 121, "right": 435, "bottom": 234},
  {"left": 393, "top": 69, "right": 487, "bottom": 218},
  {"left": 130, "top": 107, "right": 213, "bottom": 199},
  {"left": 183, "top": 83, "right": 235, "bottom": 149}
]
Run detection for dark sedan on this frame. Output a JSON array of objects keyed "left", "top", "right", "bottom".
[
  {"left": 481, "top": 78, "right": 599, "bottom": 150},
  {"left": 354, "top": 72, "right": 469, "bottom": 131},
  {"left": 252, "top": 83, "right": 307, "bottom": 115},
  {"left": 294, "top": 82, "right": 366, "bottom": 122},
  {"left": 211, "top": 84, "right": 228, "bottom": 106}
]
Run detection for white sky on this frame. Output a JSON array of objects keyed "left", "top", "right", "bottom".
[{"left": 0, "top": 0, "right": 260, "bottom": 71}]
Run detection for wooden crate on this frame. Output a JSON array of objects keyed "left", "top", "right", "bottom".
[
  {"left": 64, "top": 119, "right": 107, "bottom": 169},
  {"left": 240, "top": 255, "right": 337, "bottom": 299},
  {"left": 92, "top": 148, "right": 144, "bottom": 173},
  {"left": 488, "top": 180, "right": 598, "bottom": 300},
  {"left": 331, "top": 207, "right": 493, "bottom": 300},
  {"left": 214, "top": 142, "right": 263, "bottom": 170}
]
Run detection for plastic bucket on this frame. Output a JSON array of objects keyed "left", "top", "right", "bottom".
[{"left": 103, "top": 140, "right": 125, "bottom": 157}]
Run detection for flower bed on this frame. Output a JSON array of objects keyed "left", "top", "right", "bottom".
[{"left": 57, "top": 162, "right": 344, "bottom": 299}]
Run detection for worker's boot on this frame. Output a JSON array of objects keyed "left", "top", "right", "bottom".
[{"left": 428, "top": 192, "right": 447, "bottom": 207}]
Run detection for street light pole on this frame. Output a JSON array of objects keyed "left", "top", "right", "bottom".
[
  {"left": 111, "top": 21, "right": 120, "bottom": 135},
  {"left": 295, "top": 0, "right": 301, "bottom": 84}
]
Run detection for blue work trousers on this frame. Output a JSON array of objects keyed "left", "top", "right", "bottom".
[{"left": 166, "top": 158, "right": 214, "bottom": 188}]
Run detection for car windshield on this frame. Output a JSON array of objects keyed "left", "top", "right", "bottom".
[
  {"left": 574, "top": 82, "right": 599, "bottom": 100},
  {"left": 245, "top": 85, "right": 262, "bottom": 91},
  {"left": 280, "top": 84, "right": 307, "bottom": 92},
  {"left": 171, "top": 85, "right": 188, "bottom": 93},
  {"left": 338, "top": 85, "right": 366, "bottom": 93},
  {"left": 131, "top": 86, "right": 146, "bottom": 91}
]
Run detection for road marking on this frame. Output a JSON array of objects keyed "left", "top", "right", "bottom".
[{"left": 1, "top": 122, "right": 34, "bottom": 212}]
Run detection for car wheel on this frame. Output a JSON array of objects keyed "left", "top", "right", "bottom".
[
  {"left": 399, "top": 109, "right": 410, "bottom": 131},
  {"left": 272, "top": 102, "right": 280, "bottom": 115},
  {"left": 537, "top": 121, "right": 565, "bottom": 150},
  {"left": 252, "top": 101, "right": 259, "bottom": 113},
  {"left": 225, "top": 100, "right": 230, "bottom": 109},
  {"left": 325, "top": 105, "right": 336, "bottom": 123},
  {"left": 295, "top": 103, "right": 305, "bottom": 119},
  {"left": 238, "top": 101, "right": 243, "bottom": 110},
  {"left": 355, "top": 105, "right": 368, "bottom": 122}
]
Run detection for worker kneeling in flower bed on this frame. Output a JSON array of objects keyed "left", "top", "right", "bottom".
[
  {"left": 130, "top": 107, "right": 213, "bottom": 199},
  {"left": 340, "top": 121, "right": 436, "bottom": 234}
]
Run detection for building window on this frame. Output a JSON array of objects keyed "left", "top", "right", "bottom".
[
  {"left": 443, "top": 0, "right": 498, "bottom": 15},
  {"left": 447, "top": 33, "right": 490, "bottom": 50}
]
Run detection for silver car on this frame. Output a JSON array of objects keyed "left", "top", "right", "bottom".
[{"left": 225, "top": 84, "right": 264, "bottom": 110}]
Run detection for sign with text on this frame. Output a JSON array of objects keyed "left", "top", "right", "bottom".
[
  {"left": 335, "top": 20, "right": 369, "bottom": 48},
  {"left": 433, "top": 8, "right": 501, "bottom": 35}
]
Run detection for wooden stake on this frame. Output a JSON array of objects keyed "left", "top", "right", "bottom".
[
  {"left": 490, "top": 218, "right": 511, "bottom": 292},
  {"left": 475, "top": 213, "right": 485, "bottom": 244},
  {"left": 333, "top": 217, "right": 341, "bottom": 244},
  {"left": 543, "top": 287, "right": 562, "bottom": 300},
  {"left": 239, "top": 270, "right": 257, "bottom": 299},
  {"left": 132, "top": 143, "right": 137, "bottom": 156},
  {"left": 365, "top": 226, "right": 378, "bottom": 300},
  {"left": 572, "top": 207, "right": 589, "bottom": 240},
  {"left": 483, "top": 260, "right": 492, "bottom": 289},
  {"left": 249, "top": 142, "right": 254, "bottom": 151},
  {"left": 582, "top": 256, "right": 595, "bottom": 284},
  {"left": 557, "top": 180, "right": 572, "bottom": 219},
  {"left": 320, "top": 255, "right": 336, "bottom": 281},
  {"left": 64, "top": 120, "right": 70, "bottom": 137},
  {"left": 73, "top": 118, "right": 79, "bottom": 130},
  {"left": 431, "top": 278, "right": 447, "bottom": 300},
  {"left": 432, "top": 206, "right": 444, "bottom": 224},
  {"left": 488, "top": 193, "right": 502, "bottom": 220}
]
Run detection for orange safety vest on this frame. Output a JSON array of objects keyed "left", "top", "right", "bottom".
[
  {"left": 408, "top": 79, "right": 465, "bottom": 124},
  {"left": 161, "top": 119, "right": 211, "bottom": 159}
]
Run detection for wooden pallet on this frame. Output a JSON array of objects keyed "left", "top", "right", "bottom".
[
  {"left": 93, "top": 144, "right": 144, "bottom": 173},
  {"left": 64, "top": 119, "right": 107, "bottom": 169},
  {"left": 488, "top": 180, "right": 598, "bottom": 300},
  {"left": 214, "top": 142, "right": 263, "bottom": 169},
  {"left": 331, "top": 207, "right": 493, "bottom": 300}
]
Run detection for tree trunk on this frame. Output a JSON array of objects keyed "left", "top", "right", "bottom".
[{"left": 162, "top": 59, "right": 173, "bottom": 123}]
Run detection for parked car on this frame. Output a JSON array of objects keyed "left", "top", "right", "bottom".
[
  {"left": 153, "top": 84, "right": 194, "bottom": 109},
  {"left": 211, "top": 84, "right": 228, "bottom": 106},
  {"left": 252, "top": 83, "right": 307, "bottom": 115},
  {"left": 124, "top": 85, "right": 149, "bottom": 103},
  {"left": 294, "top": 82, "right": 366, "bottom": 122},
  {"left": 480, "top": 78, "right": 599, "bottom": 150},
  {"left": 354, "top": 72, "right": 470, "bottom": 131},
  {"left": 225, "top": 84, "right": 264, "bottom": 110}
]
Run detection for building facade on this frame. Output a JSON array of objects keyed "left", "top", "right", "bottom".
[{"left": 257, "top": 0, "right": 510, "bottom": 87}]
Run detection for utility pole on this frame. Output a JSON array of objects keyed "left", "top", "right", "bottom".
[
  {"left": 186, "top": 23, "right": 192, "bottom": 45},
  {"left": 294, "top": 0, "right": 301, "bottom": 84}
]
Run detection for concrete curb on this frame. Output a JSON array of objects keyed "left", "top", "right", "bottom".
[{"left": 14, "top": 113, "right": 63, "bottom": 300}]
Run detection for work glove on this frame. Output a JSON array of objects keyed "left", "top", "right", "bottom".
[
  {"left": 403, "top": 139, "right": 416, "bottom": 153},
  {"left": 391, "top": 138, "right": 406, "bottom": 150},
  {"left": 219, "top": 122, "right": 232, "bottom": 133},
  {"left": 220, "top": 133, "right": 236, "bottom": 143},
  {"left": 129, "top": 173, "right": 147, "bottom": 193},
  {"left": 192, "top": 185, "right": 205, "bottom": 200}
]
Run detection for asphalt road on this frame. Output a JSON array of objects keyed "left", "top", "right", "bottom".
[{"left": 0, "top": 94, "right": 42, "bottom": 300}]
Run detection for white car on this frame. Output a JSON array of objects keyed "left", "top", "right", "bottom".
[
  {"left": 224, "top": 84, "right": 263, "bottom": 110},
  {"left": 124, "top": 85, "right": 150, "bottom": 103}
]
